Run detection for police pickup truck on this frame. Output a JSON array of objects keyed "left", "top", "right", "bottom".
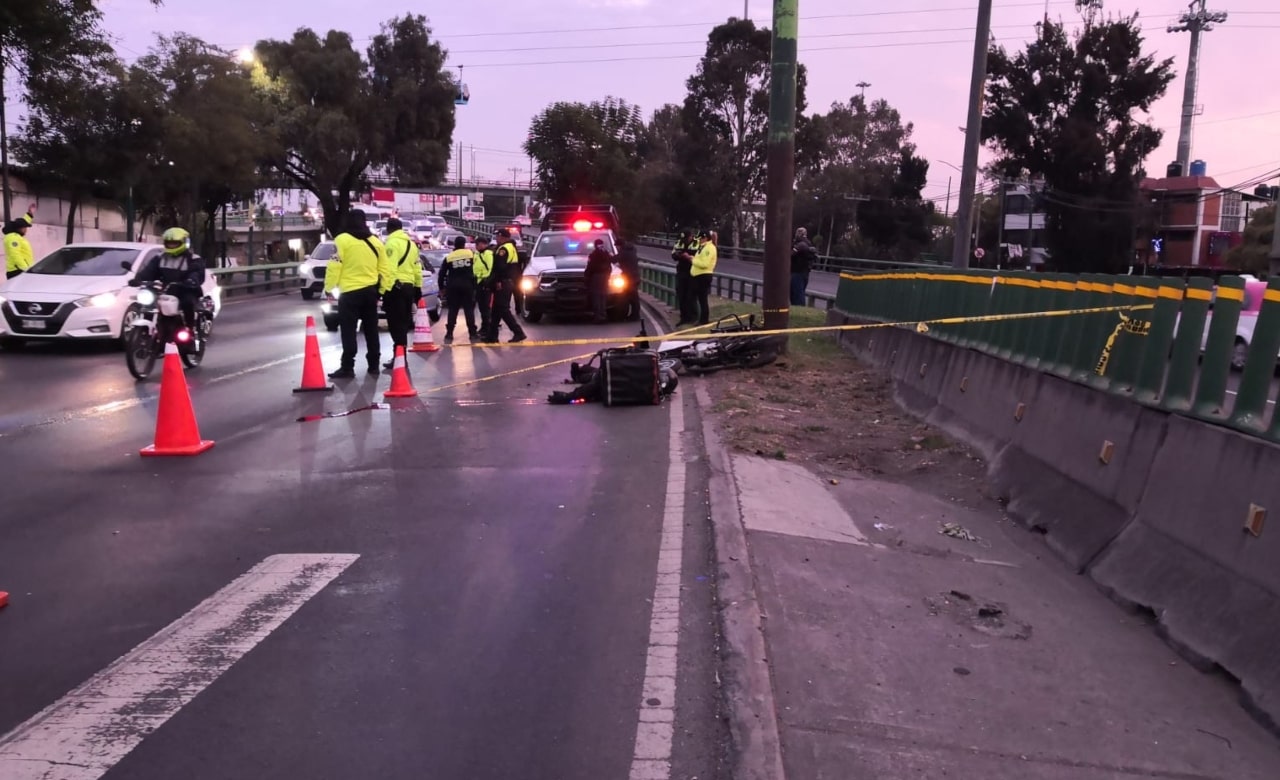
[{"left": 518, "top": 205, "right": 629, "bottom": 323}]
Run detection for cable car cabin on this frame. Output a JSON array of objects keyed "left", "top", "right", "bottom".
[
  {"left": 540, "top": 205, "right": 620, "bottom": 234},
  {"left": 450, "top": 73, "right": 469, "bottom": 105}
]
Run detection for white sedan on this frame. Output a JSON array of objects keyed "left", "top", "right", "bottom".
[{"left": 0, "top": 242, "right": 222, "bottom": 348}]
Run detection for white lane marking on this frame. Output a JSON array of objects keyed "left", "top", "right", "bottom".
[
  {"left": 629, "top": 394, "right": 686, "bottom": 780},
  {"left": 0, "top": 553, "right": 359, "bottom": 780}
]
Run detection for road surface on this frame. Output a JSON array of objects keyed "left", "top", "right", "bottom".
[{"left": 0, "top": 293, "right": 725, "bottom": 780}]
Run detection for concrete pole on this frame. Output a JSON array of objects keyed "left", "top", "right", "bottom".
[
  {"left": 1269, "top": 196, "right": 1280, "bottom": 277},
  {"left": 0, "top": 55, "right": 10, "bottom": 224},
  {"left": 763, "top": 0, "right": 799, "bottom": 332},
  {"left": 950, "top": 0, "right": 993, "bottom": 269},
  {"left": 1174, "top": 27, "right": 1201, "bottom": 171}
]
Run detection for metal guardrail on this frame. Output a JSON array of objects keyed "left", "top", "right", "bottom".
[
  {"left": 634, "top": 234, "right": 944, "bottom": 275},
  {"left": 638, "top": 261, "right": 835, "bottom": 312},
  {"left": 209, "top": 262, "right": 299, "bottom": 297},
  {"left": 834, "top": 270, "right": 1280, "bottom": 442}
]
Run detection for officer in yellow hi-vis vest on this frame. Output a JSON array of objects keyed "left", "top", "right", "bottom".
[
  {"left": 438, "top": 235, "right": 479, "bottom": 342},
  {"left": 324, "top": 210, "right": 392, "bottom": 378},
  {"left": 4, "top": 204, "right": 37, "bottom": 279},
  {"left": 472, "top": 235, "right": 496, "bottom": 340},
  {"left": 381, "top": 217, "right": 423, "bottom": 369}
]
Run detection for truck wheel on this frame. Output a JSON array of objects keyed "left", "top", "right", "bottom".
[
  {"left": 302, "top": 289, "right": 316, "bottom": 300},
  {"left": 523, "top": 308, "right": 544, "bottom": 324}
]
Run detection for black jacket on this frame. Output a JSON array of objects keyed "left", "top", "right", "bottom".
[
  {"left": 134, "top": 250, "right": 205, "bottom": 293},
  {"left": 585, "top": 248, "right": 613, "bottom": 283},
  {"left": 791, "top": 239, "right": 817, "bottom": 274}
]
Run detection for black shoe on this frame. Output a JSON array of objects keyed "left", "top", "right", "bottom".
[
  {"left": 444, "top": 334, "right": 454, "bottom": 343},
  {"left": 329, "top": 367, "right": 355, "bottom": 379},
  {"left": 382, "top": 359, "right": 395, "bottom": 370},
  {"left": 367, "top": 365, "right": 381, "bottom": 376},
  {"left": 509, "top": 333, "right": 527, "bottom": 343}
]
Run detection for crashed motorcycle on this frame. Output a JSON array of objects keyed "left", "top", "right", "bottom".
[
  {"left": 124, "top": 280, "right": 213, "bottom": 380},
  {"left": 657, "top": 314, "right": 785, "bottom": 375}
]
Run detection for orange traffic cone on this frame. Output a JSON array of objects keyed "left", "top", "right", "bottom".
[
  {"left": 141, "top": 343, "right": 215, "bottom": 457},
  {"left": 383, "top": 345, "right": 418, "bottom": 399},
  {"left": 409, "top": 298, "right": 439, "bottom": 353},
  {"left": 0, "top": 591, "right": 9, "bottom": 609},
  {"left": 294, "top": 315, "right": 335, "bottom": 393}
]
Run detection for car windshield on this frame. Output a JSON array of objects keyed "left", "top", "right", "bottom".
[
  {"left": 311, "top": 243, "right": 337, "bottom": 260},
  {"left": 28, "top": 247, "right": 139, "bottom": 276},
  {"left": 533, "top": 232, "right": 614, "bottom": 258}
]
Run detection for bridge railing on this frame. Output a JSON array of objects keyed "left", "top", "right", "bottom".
[
  {"left": 634, "top": 234, "right": 944, "bottom": 275},
  {"left": 209, "top": 262, "right": 299, "bottom": 298},
  {"left": 834, "top": 269, "right": 1280, "bottom": 442},
  {"left": 638, "top": 261, "right": 836, "bottom": 312}
]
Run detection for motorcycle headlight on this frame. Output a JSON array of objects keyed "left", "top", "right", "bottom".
[
  {"left": 74, "top": 292, "right": 118, "bottom": 308},
  {"left": 136, "top": 289, "right": 157, "bottom": 306}
]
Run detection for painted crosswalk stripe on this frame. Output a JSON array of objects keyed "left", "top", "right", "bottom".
[
  {"left": 629, "top": 393, "right": 687, "bottom": 780},
  {"left": 0, "top": 553, "right": 359, "bottom": 780}
]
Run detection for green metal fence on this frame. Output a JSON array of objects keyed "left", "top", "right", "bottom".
[
  {"left": 833, "top": 269, "right": 1280, "bottom": 441},
  {"left": 638, "top": 262, "right": 835, "bottom": 311}
]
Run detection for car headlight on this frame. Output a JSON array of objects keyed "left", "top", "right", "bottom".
[
  {"left": 610, "top": 276, "right": 627, "bottom": 291},
  {"left": 74, "top": 291, "right": 118, "bottom": 308},
  {"left": 136, "top": 289, "right": 157, "bottom": 306},
  {"left": 519, "top": 277, "right": 537, "bottom": 293}
]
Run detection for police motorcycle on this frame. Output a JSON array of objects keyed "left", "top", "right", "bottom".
[{"left": 121, "top": 266, "right": 213, "bottom": 380}]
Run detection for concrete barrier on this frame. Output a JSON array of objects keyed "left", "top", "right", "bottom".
[
  {"left": 1090, "top": 415, "right": 1280, "bottom": 730},
  {"left": 827, "top": 306, "right": 1280, "bottom": 729}
]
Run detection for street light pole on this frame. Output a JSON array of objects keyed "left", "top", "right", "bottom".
[
  {"left": 763, "top": 0, "right": 799, "bottom": 333},
  {"left": 951, "top": 0, "right": 993, "bottom": 268}
]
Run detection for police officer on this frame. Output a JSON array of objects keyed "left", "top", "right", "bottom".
[
  {"left": 690, "top": 230, "right": 718, "bottom": 325},
  {"left": 671, "top": 228, "right": 699, "bottom": 326},
  {"left": 382, "top": 217, "right": 422, "bottom": 369},
  {"left": 3, "top": 204, "right": 37, "bottom": 279},
  {"left": 486, "top": 228, "right": 528, "bottom": 343},
  {"left": 439, "top": 236, "right": 479, "bottom": 342},
  {"left": 473, "top": 235, "right": 496, "bottom": 340},
  {"left": 324, "top": 210, "right": 392, "bottom": 377}
]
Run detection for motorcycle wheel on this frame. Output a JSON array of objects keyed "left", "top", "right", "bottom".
[{"left": 125, "top": 328, "right": 157, "bottom": 380}]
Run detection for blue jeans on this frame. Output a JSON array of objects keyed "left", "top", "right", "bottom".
[{"left": 790, "top": 272, "right": 809, "bottom": 307}]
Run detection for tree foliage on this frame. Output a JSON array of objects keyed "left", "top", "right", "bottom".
[
  {"left": 254, "top": 14, "right": 455, "bottom": 235},
  {"left": 680, "top": 18, "right": 807, "bottom": 245},
  {"left": 1225, "top": 204, "right": 1276, "bottom": 275},
  {"left": 795, "top": 95, "right": 934, "bottom": 259},
  {"left": 982, "top": 9, "right": 1174, "bottom": 272}
]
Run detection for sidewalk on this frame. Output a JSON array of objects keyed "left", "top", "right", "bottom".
[{"left": 706, "top": 412, "right": 1280, "bottom": 779}]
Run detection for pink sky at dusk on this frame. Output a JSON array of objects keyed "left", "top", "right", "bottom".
[{"left": 10, "top": 1, "right": 1279, "bottom": 212}]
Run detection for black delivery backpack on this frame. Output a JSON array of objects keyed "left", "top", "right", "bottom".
[{"left": 600, "top": 348, "right": 661, "bottom": 406}]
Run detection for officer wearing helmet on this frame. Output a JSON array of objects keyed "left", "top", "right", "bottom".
[{"left": 129, "top": 227, "right": 206, "bottom": 328}]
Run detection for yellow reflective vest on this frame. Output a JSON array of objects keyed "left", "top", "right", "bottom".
[
  {"left": 325, "top": 233, "right": 392, "bottom": 295},
  {"left": 473, "top": 248, "right": 494, "bottom": 284},
  {"left": 384, "top": 230, "right": 422, "bottom": 288},
  {"left": 691, "top": 241, "right": 717, "bottom": 277},
  {"left": 4, "top": 231, "right": 34, "bottom": 274}
]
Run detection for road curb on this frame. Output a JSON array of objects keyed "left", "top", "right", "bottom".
[{"left": 693, "top": 383, "right": 788, "bottom": 780}]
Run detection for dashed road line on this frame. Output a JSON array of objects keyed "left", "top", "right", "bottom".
[{"left": 0, "top": 553, "right": 359, "bottom": 779}]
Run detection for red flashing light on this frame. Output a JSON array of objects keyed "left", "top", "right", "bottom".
[
  {"left": 592, "top": 221, "right": 604, "bottom": 228},
  {"left": 572, "top": 219, "right": 593, "bottom": 232}
]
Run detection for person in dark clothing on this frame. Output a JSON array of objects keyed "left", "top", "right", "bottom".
[
  {"left": 486, "top": 229, "right": 528, "bottom": 343},
  {"left": 617, "top": 239, "right": 641, "bottom": 321},
  {"left": 585, "top": 239, "right": 614, "bottom": 323},
  {"left": 790, "top": 227, "right": 818, "bottom": 306},
  {"left": 671, "top": 228, "right": 698, "bottom": 326},
  {"left": 439, "top": 236, "right": 479, "bottom": 342},
  {"left": 128, "top": 226, "right": 206, "bottom": 331}
]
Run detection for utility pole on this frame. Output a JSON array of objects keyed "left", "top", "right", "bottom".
[
  {"left": 1269, "top": 190, "right": 1280, "bottom": 276},
  {"left": 1168, "top": 0, "right": 1228, "bottom": 172},
  {"left": 856, "top": 81, "right": 870, "bottom": 99},
  {"left": 763, "top": 0, "right": 799, "bottom": 333},
  {"left": 0, "top": 53, "right": 11, "bottom": 224},
  {"left": 951, "top": 0, "right": 992, "bottom": 268}
]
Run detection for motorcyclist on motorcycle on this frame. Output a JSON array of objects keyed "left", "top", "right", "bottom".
[{"left": 128, "top": 227, "right": 206, "bottom": 329}]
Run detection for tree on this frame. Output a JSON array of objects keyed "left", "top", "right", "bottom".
[
  {"left": 525, "top": 96, "right": 662, "bottom": 234},
  {"left": 254, "top": 14, "right": 455, "bottom": 235},
  {"left": 1225, "top": 204, "right": 1276, "bottom": 275},
  {"left": 130, "top": 34, "right": 273, "bottom": 255},
  {"left": 0, "top": 0, "right": 161, "bottom": 221},
  {"left": 981, "top": 7, "right": 1174, "bottom": 272},
  {"left": 794, "top": 95, "right": 933, "bottom": 259},
  {"left": 680, "top": 18, "right": 807, "bottom": 246},
  {"left": 13, "top": 59, "right": 158, "bottom": 243}
]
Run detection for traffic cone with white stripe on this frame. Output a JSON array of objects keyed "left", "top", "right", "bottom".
[
  {"left": 294, "top": 315, "right": 335, "bottom": 393},
  {"left": 141, "top": 343, "right": 215, "bottom": 457},
  {"left": 409, "top": 298, "right": 439, "bottom": 353},
  {"left": 383, "top": 345, "right": 418, "bottom": 399}
]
